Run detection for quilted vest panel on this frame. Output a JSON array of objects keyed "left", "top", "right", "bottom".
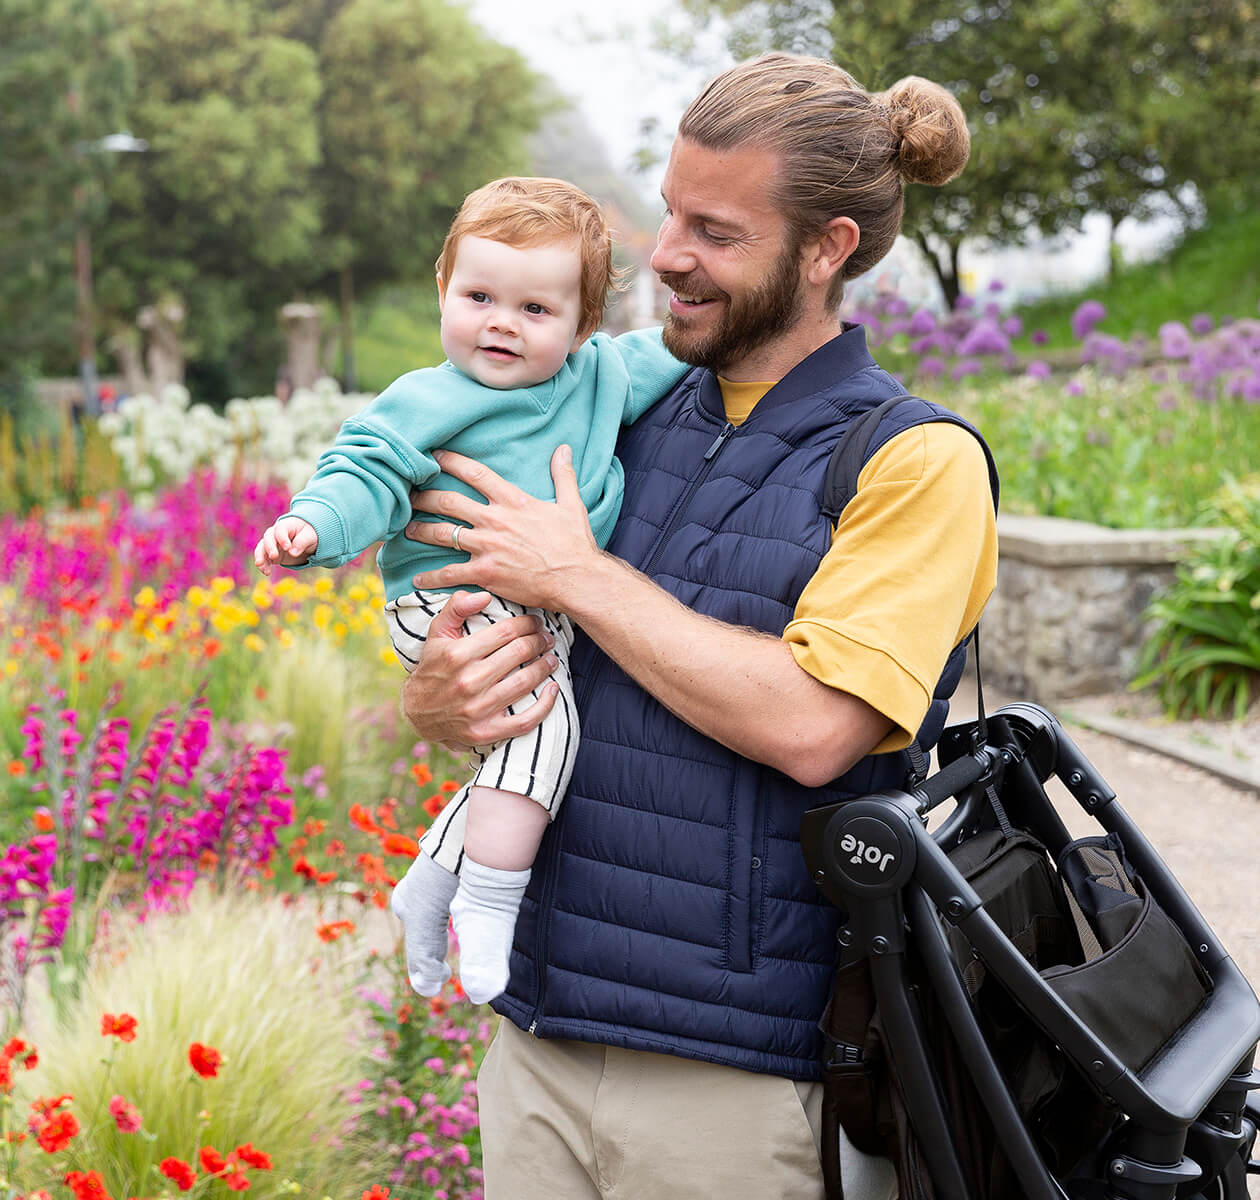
[{"left": 493, "top": 326, "right": 997, "bottom": 1080}]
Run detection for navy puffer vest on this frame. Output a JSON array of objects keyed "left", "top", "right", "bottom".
[{"left": 494, "top": 326, "right": 998, "bottom": 1080}]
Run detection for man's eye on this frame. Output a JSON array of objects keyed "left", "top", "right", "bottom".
[
  {"left": 470, "top": 291, "right": 489, "bottom": 303},
  {"left": 524, "top": 302, "right": 546, "bottom": 315},
  {"left": 701, "top": 228, "right": 729, "bottom": 244}
]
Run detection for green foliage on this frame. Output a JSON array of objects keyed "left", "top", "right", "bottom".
[
  {"left": 0, "top": 0, "right": 131, "bottom": 377},
  {"left": 14, "top": 885, "right": 389, "bottom": 1197},
  {"left": 353, "top": 285, "right": 445, "bottom": 392},
  {"left": 674, "top": 0, "right": 1260, "bottom": 306},
  {"left": 1132, "top": 477, "right": 1260, "bottom": 719},
  {"left": 1013, "top": 203, "right": 1260, "bottom": 351},
  {"left": 946, "top": 372, "right": 1260, "bottom": 530}
]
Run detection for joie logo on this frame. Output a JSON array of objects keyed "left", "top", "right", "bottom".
[{"left": 840, "top": 832, "right": 897, "bottom": 874}]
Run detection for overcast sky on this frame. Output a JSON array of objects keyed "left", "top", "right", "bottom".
[{"left": 464, "top": 0, "right": 730, "bottom": 193}]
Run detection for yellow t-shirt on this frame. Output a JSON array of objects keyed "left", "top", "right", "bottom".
[{"left": 717, "top": 376, "right": 998, "bottom": 754}]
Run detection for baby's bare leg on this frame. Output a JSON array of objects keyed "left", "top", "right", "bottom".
[{"left": 451, "top": 786, "right": 551, "bottom": 1003}]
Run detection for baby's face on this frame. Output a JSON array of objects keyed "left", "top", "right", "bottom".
[{"left": 438, "top": 235, "right": 586, "bottom": 390}]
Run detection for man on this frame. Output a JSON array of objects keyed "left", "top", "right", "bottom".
[{"left": 398, "top": 52, "right": 998, "bottom": 1199}]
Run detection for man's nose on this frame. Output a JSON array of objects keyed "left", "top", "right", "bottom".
[{"left": 650, "top": 214, "right": 694, "bottom": 277}]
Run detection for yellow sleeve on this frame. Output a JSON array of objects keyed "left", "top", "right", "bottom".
[{"left": 784, "top": 422, "right": 997, "bottom": 753}]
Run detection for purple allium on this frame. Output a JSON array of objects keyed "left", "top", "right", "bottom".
[
  {"left": 1064, "top": 379, "right": 1085, "bottom": 396},
  {"left": 1071, "top": 299, "right": 1107, "bottom": 340},
  {"left": 954, "top": 293, "right": 976, "bottom": 311},
  {"left": 1001, "top": 315, "right": 1024, "bottom": 338},
  {"left": 950, "top": 358, "right": 984, "bottom": 380},
  {"left": 956, "top": 319, "right": 1011, "bottom": 357},
  {"left": 1025, "top": 360, "right": 1052, "bottom": 379},
  {"left": 1031, "top": 329, "right": 1049, "bottom": 346},
  {"left": 988, "top": 278, "right": 1006, "bottom": 293},
  {"left": 907, "top": 308, "right": 937, "bottom": 337},
  {"left": 918, "top": 356, "right": 946, "bottom": 378},
  {"left": 1189, "top": 312, "right": 1214, "bottom": 336},
  {"left": 1159, "top": 321, "right": 1194, "bottom": 359},
  {"left": 1156, "top": 391, "right": 1179, "bottom": 411}
]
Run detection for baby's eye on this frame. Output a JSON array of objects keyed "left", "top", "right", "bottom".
[
  {"left": 524, "top": 302, "right": 547, "bottom": 315},
  {"left": 469, "top": 291, "right": 490, "bottom": 303}
]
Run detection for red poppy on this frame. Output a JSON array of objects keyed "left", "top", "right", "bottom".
[
  {"left": 222, "top": 1173, "right": 251, "bottom": 1192},
  {"left": 188, "top": 1042, "right": 223, "bottom": 1078},
  {"left": 199, "top": 1146, "right": 227, "bottom": 1174},
  {"left": 440, "top": 780, "right": 460, "bottom": 793},
  {"left": 422, "top": 794, "right": 446, "bottom": 818},
  {"left": 64, "top": 1169, "right": 113, "bottom": 1200},
  {"left": 101, "top": 1013, "right": 138, "bottom": 1042},
  {"left": 159, "top": 1158, "right": 197, "bottom": 1191},
  {"left": 34, "top": 1109, "right": 80, "bottom": 1153},
  {"left": 232, "top": 1143, "right": 273, "bottom": 1170},
  {"left": 362, "top": 1188, "right": 393, "bottom": 1200},
  {"left": 32, "top": 809, "right": 54, "bottom": 830},
  {"left": 379, "top": 833, "right": 418, "bottom": 859},
  {"left": 316, "top": 920, "right": 355, "bottom": 943},
  {"left": 411, "top": 762, "right": 433, "bottom": 787},
  {"left": 348, "top": 803, "right": 384, "bottom": 835}
]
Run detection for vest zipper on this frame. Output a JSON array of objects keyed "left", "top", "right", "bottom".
[
  {"left": 525, "top": 416, "right": 738, "bottom": 1035},
  {"left": 641, "top": 420, "right": 735, "bottom": 579}
]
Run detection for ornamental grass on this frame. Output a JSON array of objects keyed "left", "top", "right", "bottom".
[{"left": 10, "top": 884, "right": 393, "bottom": 1199}]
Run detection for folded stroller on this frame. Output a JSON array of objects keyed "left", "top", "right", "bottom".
[{"left": 801, "top": 701, "right": 1260, "bottom": 1200}]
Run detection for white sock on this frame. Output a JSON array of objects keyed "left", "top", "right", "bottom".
[
  {"left": 390, "top": 852, "right": 459, "bottom": 996},
  {"left": 449, "top": 858, "right": 530, "bottom": 1004}
]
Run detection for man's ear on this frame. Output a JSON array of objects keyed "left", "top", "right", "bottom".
[{"left": 803, "top": 216, "right": 860, "bottom": 288}]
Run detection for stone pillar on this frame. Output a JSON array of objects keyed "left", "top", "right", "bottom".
[
  {"left": 280, "top": 301, "right": 323, "bottom": 391},
  {"left": 138, "top": 298, "right": 186, "bottom": 394}
]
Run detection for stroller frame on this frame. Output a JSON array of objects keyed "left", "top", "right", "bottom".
[{"left": 801, "top": 702, "right": 1260, "bottom": 1200}]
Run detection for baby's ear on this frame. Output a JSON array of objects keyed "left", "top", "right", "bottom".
[
  {"left": 435, "top": 272, "right": 447, "bottom": 309},
  {"left": 570, "top": 327, "right": 593, "bottom": 355}
]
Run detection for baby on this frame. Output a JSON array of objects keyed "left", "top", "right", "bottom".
[{"left": 254, "top": 177, "right": 687, "bottom": 1003}]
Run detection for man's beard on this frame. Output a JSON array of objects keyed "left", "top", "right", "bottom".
[{"left": 659, "top": 242, "right": 804, "bottom": 374}]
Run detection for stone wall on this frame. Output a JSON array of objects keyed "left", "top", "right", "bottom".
[{"left": 981, "top": 514, "right": 1223, "bottom": 702}]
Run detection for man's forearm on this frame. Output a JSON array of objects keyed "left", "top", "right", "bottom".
[{"left": 554, "top": 551, "right": 893, "bottom": 786}]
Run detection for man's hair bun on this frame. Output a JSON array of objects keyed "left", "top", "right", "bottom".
[{"left": 881, "top": 76, "right": 970, "bottom": 187}]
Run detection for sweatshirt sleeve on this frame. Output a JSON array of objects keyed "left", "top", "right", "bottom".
[
  {"left": 284, "top": 373, "right": 459, "bottom": 568},
  {"left": 609, "top": 327, "right": 691, "bottom": 423}
]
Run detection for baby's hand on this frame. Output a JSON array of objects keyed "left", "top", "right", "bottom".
[{"left": 254, "top": 516, "right": 318, "bottom": 575}]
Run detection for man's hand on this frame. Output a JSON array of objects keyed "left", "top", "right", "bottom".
[
  {"left": 404, "top": 446, "right": 598, "bottom": 611},
  {"left": 399, "top": 589, "right": 560, "bottom": 751},
  {"left": 255, "top": 516, "right": 318, "bottom": 575}
]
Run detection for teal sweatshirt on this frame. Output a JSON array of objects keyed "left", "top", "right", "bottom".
[{"left": 286, "top": 327, "right": 688, "bottom": 601}]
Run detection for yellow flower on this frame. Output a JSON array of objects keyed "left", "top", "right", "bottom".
[
  {"left": 244, "top": 633, "right": 266, "bottom": 653},
  {"left": 333, "top": 621, "right": 347, "bottom": 640},
  {"left": 134, "top": 585, "right": 157, "bottom": 609},
  {"left": 313, "top": 577, "right": 334, "bottom": 598},
  {"left": 347, "top": 584, "right": 369, "bottom": 604},
  {"left": 251, "top": 583, "right": 274, "bottom": 610},
  {"left": 3, "top": 659, "right": 17, "bottom": 677},
  {"left": 312, "top": 603, "right": 333, "bottom": 632},
  {"left": 378, "top": 645, "right": 398, "bottom": 666},
  {"left": 187, "top": 585, "right": 211, "bottom": 609},
  {"left": 278, "top": 628, "right": 295, "bottom": 649},
  {"left": 210, "top": 576, "right": 235, "bottom": 596}
]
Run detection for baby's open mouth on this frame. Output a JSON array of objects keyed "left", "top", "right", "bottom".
[{"left": 479, "top": 345, "right": 521, "bottom": 359}]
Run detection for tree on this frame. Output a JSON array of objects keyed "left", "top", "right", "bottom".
[
  {"left": 314, "top": 0, "right": 543, "bottom": 388},
  {"left": 92, "top": 0, "right": 324, "bottom": 394},
  {"left": 673, "top": 0, "right": 1258, "bottom": 306},
  {"left": 0, "top": 0, "right": 130, "bottom": 399}
]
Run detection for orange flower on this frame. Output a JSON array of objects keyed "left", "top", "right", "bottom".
[
  {"left": 303, "top": 819, "right": 326, "bottom": 836},
  {"left": 159, "top": 1158, "right": 197, "bottom": 1191},
  {"left": 101, "top": 1013, "right": 138, "bottom": 1042},
  {"left": 422, "top": 794, "right": 446, "bottom": 818},
  {"left": 316, "top": 920, "right": 355, "bottom": 943},
  {"left": 188, "top": 1042, "right": 223, "bottom": 1078},
  {"left": 363, "top": 1187, "right": 393, "bottom": 1200},
  {"left": 200, "top": 638, "right": 222, "bottom": 660},
  {"left": 31, "top": 808, "right": 54, "bottom": 830},
  {"left": 379, "top": 833, "right": 418, "bottom": 859},
  {"left": 348, "top": 803, "right": 384, "bottom": 835},
  {"left": 440, "top": 780, "right": 460, "bottom": 793},
  {"left": 199, "top": 1146, "right": 227, "bottom": 1174},
  {"left": 396, "top": 1003, "right": 413, "bottom": 1024},
  {"left": 411, "top": 762, "right": 433, "bottom": 787},
  {"left": 64, "top": 1169, "right": 113, "bottom": 1200},
  {"left": 315, "top": 870, "right": 337, "bottom": 885},
  {"left": 34, "top": 1109, "right": 80, "bottom": 1153},
  {"left": 232, "top": 1143, "right": 273, "bottom": 1170},
  {"left": 292, "top": 855, "right": 317, "bottom": 880},
  {"left": 28, "top": 1093, "right": 72, "bottom": 1116},
  {"left": 7, "top": 760, "right": 26, "bottom": 777}
]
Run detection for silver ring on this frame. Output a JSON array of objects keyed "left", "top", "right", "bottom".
[{"left": 451, "top": 525, "right": 462, "bottom": 553}]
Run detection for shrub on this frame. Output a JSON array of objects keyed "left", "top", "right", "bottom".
[{"left": 1132, "top": 476, "right": 1260, "bottom": 718}]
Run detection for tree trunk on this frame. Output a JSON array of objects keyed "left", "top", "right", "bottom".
[
  {"left": 913, "top": 231, "right": 961, "bottom": 310},
  {"left": 339, "top": 264, "right": 357, "bottom": 393}
]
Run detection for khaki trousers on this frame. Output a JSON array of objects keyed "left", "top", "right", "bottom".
[{"left": 478, "top": 1017, "right": 898, "bottom": 1200}]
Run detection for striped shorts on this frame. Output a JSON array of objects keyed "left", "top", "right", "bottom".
[{"left": 384, "top": 590, "right": 578, "bottom": 875}]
